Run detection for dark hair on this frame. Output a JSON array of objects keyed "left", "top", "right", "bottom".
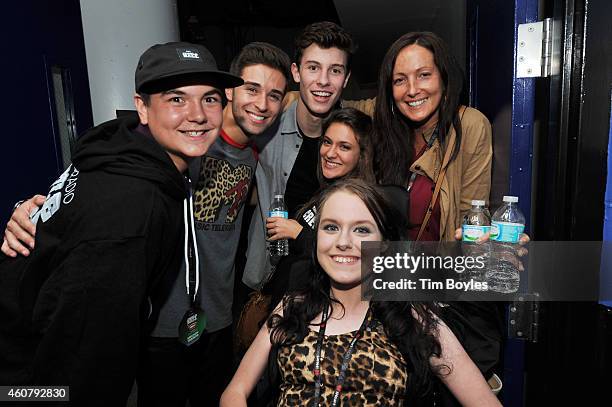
[
  {"left": 268, "top": 179, "right": 443, "bottom": 396},
  {"left": 317, "top": 107, "right": 374, "bottom": 186},
  {"left": 372, "top": 31, "right": 465, "bottom": 185},
  {"left": 229, "top": 42, "right": 292, "bottom": 92},
  {"left": 138, "top": 92, "right": 151, "bottom": 106},
  {"left": 294, "top": 21, "right": 356, "bottom": 71}
]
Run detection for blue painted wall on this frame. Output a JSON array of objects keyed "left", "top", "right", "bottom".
[
  {"left": 602, "top": 94, "right": 612, "bottom": 308},
  {"left": 1, "top": 0, "right": 92, "bottom": 226}
]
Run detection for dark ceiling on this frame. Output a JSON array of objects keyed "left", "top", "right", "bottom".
[
  {"left": 178, "top": 0, "right": 339, "bottom": 28},
  {"left": 177, "top": 0, "right": 465, "bottom": 98}
]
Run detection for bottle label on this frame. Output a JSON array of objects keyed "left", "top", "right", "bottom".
[
  {"left": 268, "top": 210, "right": 288, "bottom": 219},
  {"left": 462, "top": 225, "right": 491, "bottom": 241},
  {"left": 491, "top": 221, "right": 524, "bottom": 243}
]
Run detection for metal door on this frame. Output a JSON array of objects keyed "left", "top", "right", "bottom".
[
  {"left": 469, "top": 0, "right": 612, "bottom": 404},
  {"left": 467, "top": 0, "right": 542, "bottom": 405}
]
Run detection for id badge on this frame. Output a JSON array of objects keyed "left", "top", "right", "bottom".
[{"left": 178, "top": 307, "right": 206, "bottom": 346}]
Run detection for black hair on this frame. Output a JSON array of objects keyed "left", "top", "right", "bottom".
[
  {"left": 138, "top": 92, "right": 151, "bottom": 106},
  {"left": 229, "top": 42, "right": 292, "bottom": 92},
  {"left": 372, "top": 31, "right": 465, "bottom": 186},
  {"left": 267, "top": 179, "right": 444, "bottom": 398},
  {"left": 317, "top": 107, "right": 374, "bottom": 186},
  {"left": 294, "top": 21, "right": 357, "bottom": 71}
]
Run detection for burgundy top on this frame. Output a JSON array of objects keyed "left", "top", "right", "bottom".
[{"left": 407, "top": 144, "right": 441, "bottom": 241}]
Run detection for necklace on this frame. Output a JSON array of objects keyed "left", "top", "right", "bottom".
[{"left": 312, "top": 304, "right": 372, "bottom": 407}]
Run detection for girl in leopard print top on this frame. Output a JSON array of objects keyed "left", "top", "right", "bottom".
[{"left": 222, "top": 179, "right": 501, "bottom": 406}]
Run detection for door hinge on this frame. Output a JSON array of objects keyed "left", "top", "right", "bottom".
[
  {"left": 517, "top": 18, "right": 554, "bottom": 78},
  {"left": 508, "top": 293, "right": 540, "bottom": 342}
]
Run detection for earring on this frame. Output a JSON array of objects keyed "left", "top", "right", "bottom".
[{"left": 391, "top": 100, "right": 395, "bottom": 116}]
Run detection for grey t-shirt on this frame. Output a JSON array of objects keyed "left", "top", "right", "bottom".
[{"left": 151, "top": 132, "right": 256, "bottom": 336}]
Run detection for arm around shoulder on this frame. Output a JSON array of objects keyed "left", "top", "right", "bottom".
[
  {"left": 282, "top": 91, "right": 300, "bottom": 111},
  {"left": 2, "top": 194, "right": 46, "bottom": 257},
  {"left": 343, "top": 97, "right": 376, "bottom": 117}
]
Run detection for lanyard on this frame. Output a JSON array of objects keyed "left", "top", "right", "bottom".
[
  {"left": 177, "top": 176, "right": 206, "bottom": 347},
  {"left": 312, "top": 305, "right": 372, "bottom": 407},
  {"left": 406, "top": 124, "right": 440, "bottom": 193}
]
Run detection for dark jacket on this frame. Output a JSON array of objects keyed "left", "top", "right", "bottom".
[{"left": 0, "top": 116, "right": 186, "bottom": 406}]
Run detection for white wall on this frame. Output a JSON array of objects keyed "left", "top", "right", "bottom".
[{"left": 80, "top": 0, "right": 180, "bottom": 124}]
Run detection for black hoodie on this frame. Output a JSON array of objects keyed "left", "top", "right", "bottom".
[{"left": 0, "top": 115, "right": 187, "bottom": 406}]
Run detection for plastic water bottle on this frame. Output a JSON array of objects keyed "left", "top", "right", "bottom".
[
  {"left": 268, "top": 194, "right": 289, "bottom": 257},
  {"left": 487, "top": 196, "right": 525, "bottom": 293},
  {"left": 461, "top": 200, "right": 491, "bottom": 287}
]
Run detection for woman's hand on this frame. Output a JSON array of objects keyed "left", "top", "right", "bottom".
[
  {"left": 266, "top": 218, "right": 303, "bottom": 241},
  {"left": 455, "top": 228, "right": 531, "bottom": 270},
  {"left": 454, "top": 227, "right": 492, "bottom": 243},
  {"left": 455, "top": 228, "right": 530, "bottom": 245}
]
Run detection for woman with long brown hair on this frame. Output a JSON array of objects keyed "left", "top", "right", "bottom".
[
  {"left": 372, "top": 31, "right": 492, "bottom": 242},
  {"left": 371, "top": 32, "right": 502, "bottom": 405}
]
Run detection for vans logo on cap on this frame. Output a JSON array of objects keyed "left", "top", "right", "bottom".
[
  {"left": 182, "top": 50, "right": 199, "bottom": 59},
  {"left": 177, "top": 48, "right": 202, "bottom": 62}
]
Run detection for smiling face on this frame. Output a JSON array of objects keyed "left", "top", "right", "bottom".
[
  {"left": 135, "top": 84, "right": 223, "bottom": 172},
  {"left": 226, "top": 64, "right": 287, "bottom": 137},
  {"left": 292, "top": 44, "right": 350, "bottom": 117},
  {"left": 392, "top": 44, "right": 443, "bottom": 131},
  {"left": 320, "top": 122, "right": 361, "bottom": 180},
  {"left": 317, "top": 190, "right": 382, "bottom": 289}
]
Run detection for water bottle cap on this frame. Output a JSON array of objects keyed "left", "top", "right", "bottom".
[
  {"left": 471, "top": 200, "right": 486, "bottom": 206},
  {"left": 502, "top": 195, "right": 518, "bottom": 203}
]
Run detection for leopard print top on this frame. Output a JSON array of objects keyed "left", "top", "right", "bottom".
[{"left": 277, "top": 319, "right": 408, "bottom": 406}]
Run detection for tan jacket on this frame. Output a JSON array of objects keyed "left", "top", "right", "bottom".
[
  {"left": 411, "top": 107, "right": 492, "bottom": 241},
  {"left": 344, "top": 100, "right": 493, "bottom": 241}
]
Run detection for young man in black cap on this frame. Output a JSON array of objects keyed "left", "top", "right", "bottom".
[
  {"left": 138, "top": 42, "right": 291, "bottom": 407},
  {"left": 2, "top": 41, "right": 291, "bottom": 406},
  {"left": 0, "top": 41, "right": 241, "bottom": 406}
]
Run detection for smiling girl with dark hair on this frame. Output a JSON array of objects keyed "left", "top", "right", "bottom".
[{"left": 221, "top": 179, "right": 501, "bottom": 406}]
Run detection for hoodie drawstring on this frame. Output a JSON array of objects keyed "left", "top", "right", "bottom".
[{"left": 183, "top": 179, "right": 200, "bottom": 303}]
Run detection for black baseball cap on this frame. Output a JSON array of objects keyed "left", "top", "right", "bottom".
[{"left": 135, "top": 41, "right": 243, "bottom": 93}]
